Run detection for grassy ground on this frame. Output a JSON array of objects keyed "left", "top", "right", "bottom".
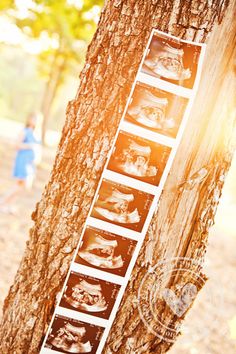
[{"left": 0, "top": 120, "right": 235, "bottom": 353}]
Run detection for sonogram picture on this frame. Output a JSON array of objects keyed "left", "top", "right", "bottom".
[
  {"left": 60, "top": 272, "right": 120, "bottom": 319},
  {"left": 107, "top": 130, "right": 171, "bottom": 185},
  {"left": 124, "top": 82, "right": 188, "bottom": 138},
  {"left": 142, "top": 31, "right": 202, "bottom": 89},
  {"left": 76, "top": 227, "right": 137, "bottom": 276},
  {"left": 45, "top": 315, "right": 104, "bottom": 354},
  {"left": 91, "top": 179, "right": 154, "bottom": 232}
]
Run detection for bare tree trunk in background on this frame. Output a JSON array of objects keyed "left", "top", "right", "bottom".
[
  {"left": 41, "top": 53, "right": 67, "bottom": 145},
  {"left": 0, "top": 0, "right": 235, "bottom": 353}
]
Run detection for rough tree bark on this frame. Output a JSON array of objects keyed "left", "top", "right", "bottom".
[{"left": 0, "top": 0, "right": 235, "bottom": 353}]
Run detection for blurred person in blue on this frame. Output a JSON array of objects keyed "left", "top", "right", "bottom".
[{"left": 0, "top": 112, "right": 41, "bottom": 214}]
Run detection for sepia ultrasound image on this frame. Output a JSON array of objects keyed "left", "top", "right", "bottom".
[
  {"left": 142, "top": 31, "right": 202, "bottom": 89},
  {"left": 75, "top": 226, "right": 137, "bottom": 276},
  {"left": 45, "top": 315, "right": 104, "bottom": 354},
  {"left": 107, "top": 130, "right": 171, "bottom": 185},
  {"left": 125, "top": 82, "right": 188, "bottom": 138},
  {"left": 60, "top": 271, "right": 120, "bottom": 319},
  {"left": 91, "top": 179, "right": 154, "bottom": 232}
]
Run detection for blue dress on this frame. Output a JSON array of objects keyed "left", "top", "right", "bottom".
[{"left": 13, "top": 127, "right": 38, "bottom": 179}]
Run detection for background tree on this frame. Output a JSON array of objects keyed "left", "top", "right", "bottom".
[
  {"left": 0, "top": 0, "right": 235, "bottom": 353},
  {"left": 16, "top": 0, "right": 103, "bottom": 143}
]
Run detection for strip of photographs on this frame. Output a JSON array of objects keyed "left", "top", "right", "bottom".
[{"left": 41, "top": 30, "right": 206, "bottom": 354}]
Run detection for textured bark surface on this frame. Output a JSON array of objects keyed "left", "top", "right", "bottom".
[{"left": 0, "top": 0, "right": 235, "bottom": 353}]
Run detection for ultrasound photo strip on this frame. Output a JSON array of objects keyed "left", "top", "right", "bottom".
[{"left": 40, "top": 30, "right": 206, "bottom": 354}]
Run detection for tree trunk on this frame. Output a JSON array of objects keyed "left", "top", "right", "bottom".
[{"left": 0, "top": 1, "right": 235, "bottom": 353}]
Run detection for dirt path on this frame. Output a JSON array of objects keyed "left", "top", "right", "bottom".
[{"left": 0, "top": 134, "right": 56, "bottom": 312}]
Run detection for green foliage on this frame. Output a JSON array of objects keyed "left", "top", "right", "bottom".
[
  {"left": 23, "top": 2, "right": 100, "bottom": 48},
  {"left": 0, "top": 0, "right": 15, "bottom": 12},
  {"left": 0, "top": 0, "right": 103, "bottom": 132},
  {"left": 1, "top": 0, "right": 103, "bottom": 80}
]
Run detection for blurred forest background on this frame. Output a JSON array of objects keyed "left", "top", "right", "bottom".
[
  {"left": 0, "top": 1, "right": 235, "bottom": 354},
  {"left": 0, "top": 0, "right": 103, "bottom": 143}
]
